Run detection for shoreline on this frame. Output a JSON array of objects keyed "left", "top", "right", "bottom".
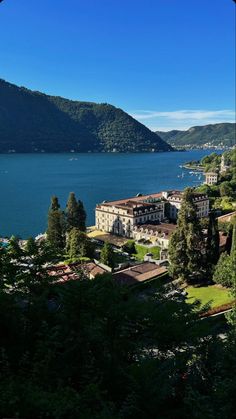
[{"left": 182, "top": 164, "right": 204, "bottom": 171}]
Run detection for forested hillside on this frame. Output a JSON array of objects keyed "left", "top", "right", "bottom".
[
  {"left": 157, "top": 123, "right": 235, "bottom": 148},
  {"left": 0, "top": 79, "right": 172, "bottom": 153}
]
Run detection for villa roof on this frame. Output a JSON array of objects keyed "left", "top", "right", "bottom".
[
  {"left": 167, "top": 190, "right": 208, "bottom": 201},
  {"left": 101, "top": 192, "right": 163, "bottom": 206}
]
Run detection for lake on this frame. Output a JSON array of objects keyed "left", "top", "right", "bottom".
[{"left": 0, "top": 150, "right": 220, "bottom": 238}]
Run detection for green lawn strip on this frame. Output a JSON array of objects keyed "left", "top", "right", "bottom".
[
  {"left": 186, "top": 285, "right": 234, "bottom": 309},
  {"left": 134, "top": 244, "right": 160, "bottom": 261}
]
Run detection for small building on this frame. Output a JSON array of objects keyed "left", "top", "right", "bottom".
[{"left": 204, "top": 172, "right": 218, "bottom": 185}]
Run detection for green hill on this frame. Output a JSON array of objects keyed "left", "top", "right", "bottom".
[
  {"left": 157, "top": 123, "right": 235, "bottom": 148},
  {"left": 0, "top": 79, "right": 172, "bottom": 153}
]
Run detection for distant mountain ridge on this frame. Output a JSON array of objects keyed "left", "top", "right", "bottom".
[
  {"left": 0, "top": 79, "right": 172, "bottom": 153},
  {"left": 156, "top": 123, "right": 235, "bottom": 148}
]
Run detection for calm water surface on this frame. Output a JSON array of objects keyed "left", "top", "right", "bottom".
[{"left": 0, "top": 150, "right": 220, "bottom": 237}]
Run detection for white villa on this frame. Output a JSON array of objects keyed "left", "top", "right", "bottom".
[
  {"left": 95, "top": 193, "right": 165, "bottom": 238},
  {"left": 204, "top": 172, "right": 218, "bottom": 185},
  {"left": 95, "top": 190, "right": 209, "bottom": 238}
]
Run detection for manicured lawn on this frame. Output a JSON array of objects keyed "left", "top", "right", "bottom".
[
  {"left": 186, "top": 285, "right": 234, "bottom": 309},
  {"left": 134, "top": 244, "right": 160, "bottom": 261}
]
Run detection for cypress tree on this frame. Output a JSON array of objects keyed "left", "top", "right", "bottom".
[
  {"left": 100, "top": 242, "right": 115, "bottom": 269},
  {"left": 206, "top": 211, "right": 220, "bottom": 267},
  {"left": 168, "top": 188, "right": 204, "bottom": 282},
  {"left": 65, "top": 192, "right": 86, "bottom": 232},
  {"left": 67, "top": 228, "right": 84, "bottom": 259},
  {"left": 47, "top": 196, "right": 65, "bottom": 251},
  {"left": 66, "top": 192, "right": 80, "bottom": 231},
  {"left": 77, "top": 199, "right": 86, "bottom": 232}
]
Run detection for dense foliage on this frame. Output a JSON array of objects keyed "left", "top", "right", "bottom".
[
  {"left": 157, "top": 123, "right": 236, "bottom": 147},
  {"left": 0, "top": 239, "right": 236, "bottom": 418},
  {"left": 0, "top": 79, "right": 172, "bottom": 153}
]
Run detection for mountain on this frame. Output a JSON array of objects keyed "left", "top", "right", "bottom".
[
  {"left": 0, "top": 79, "right": 172, "bottom": 153},
  {"left": 157, "top": 123, "right": 235, "bottom": 148}
]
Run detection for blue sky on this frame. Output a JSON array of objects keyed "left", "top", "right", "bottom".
[{"left": 0, "top": 0, "right": 235, "bottom": 131}]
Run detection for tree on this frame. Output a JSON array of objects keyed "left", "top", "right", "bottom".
[
  {"left": 65, "top": 192, "right": 86, "bottom": 232},
  {"left": 47, "top": 196, "right": 65, "bottom": 251},
  {"left": 100, "top": 242, "right": 115, "bottom": 268},
  {"left": 77, "top": 199, "right": 86, "bottom": 232},
  {"left": 24, "top": 237, "right": 38, "bottom": 256},
  {"left": 79, "top": 237, "right": 95, "bottom": 258},
  {"left": 213, "top": 218, "right": 236, "bottom": 288},
  {"left": 219, "top": 182, "right": 233, "bottom": 197},
  {"left": 7, "top": 236, "right": 23, "bottom": 259},
  {"left": 206, "top": 212, "right": 220, "bottom": 269},
  {"left": 168, "top": 188, "right": 205, "bottom": 282},
  {"left": 122, "top": 240, "right": 136, "bottom": 255},
  {"left": 67, "top": 228, "right": 94, "bottom": 259},
  {"left": 67, "top": 228, "right": 86, "bottom": 259},
  {"left": 213, "top": 252, "right": 233, "bottom": 288}
]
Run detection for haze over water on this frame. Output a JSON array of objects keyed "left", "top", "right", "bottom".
[{"left": 0, "top": 150, "right": 220, "bottom": 238}]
